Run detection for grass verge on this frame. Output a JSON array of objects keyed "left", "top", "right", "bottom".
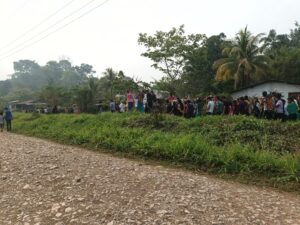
[{"left": 12, "top": 112, "right": 300, "bottom": 192}]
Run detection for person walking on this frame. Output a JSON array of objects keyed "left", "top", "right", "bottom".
[{"left": 4, "top": 108, "right": 13, "bottom": 131}]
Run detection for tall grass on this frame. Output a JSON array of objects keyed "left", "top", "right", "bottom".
[{"left": 12, "top": 113, "right": 300, "bottom": 185}]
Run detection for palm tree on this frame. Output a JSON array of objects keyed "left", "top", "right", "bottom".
[
  {"left": 213, "top": 27, "right": 269, "bottom": 89},
  {"left": 102, "top": 68, "right": 117, "bottom": 99},
  {"left": 87, "top": 77, "right": 99, "bottom": 102}
]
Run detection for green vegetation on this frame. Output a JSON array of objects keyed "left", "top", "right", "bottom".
[
  {"left": 13, "top": 113, "right": 300, "bottom": 191},
  {"left": 1, "top": 23, "right": 300, "bottom": 108},
  {"left": 139, "top": 23, "right": 300, "bottom": 95},
  {"left": 213, "top": 27, "right": 269, "bottom": 89},
  {"left": 0, "top": 60, "right": 142, "bottom": 111}
]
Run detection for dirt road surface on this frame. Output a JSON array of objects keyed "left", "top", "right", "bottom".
[{"left": 0, "top": 133, "right": 300, "bottom": 225}]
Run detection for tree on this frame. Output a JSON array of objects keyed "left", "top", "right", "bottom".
[
  {"left": 138, "top": 25, "right": 205, "bottom": 92},
  {"left": 39, "top": 85, "right": 64, "bottom": 106},
  {"left": 114, "top": 72, "right": 139, "bottom": 95},
  {"left": 99, "top": 69, "right": 140, "bottom": 100},
  {"left": 3, "top": 89, "right": 36, "bottom": 102},
  {"left": 11, "top": 60, "right": 43, "bottom": 91},
  {"left": 44, "top": 61, "right": 64, "bottom": 84},
  {"left": 182, "top": 33, "right": 229, "bottom": 96},
  {"left": 181, "top": 47, "right": 210, "bottom": 95},
  {"left": 271, "top": 48, "right": 300, "bottom": 83},
  {"left": 261, "top": 29, "right": 290, "bottom": 59},
  {"left": 101, "top": 68, "right": 118, "bottom": 99},
  {"left": 290, "top": 21, "right": 300, "bottom": 48},
  {"left": 74, "top": 63, "right": 95, "bottom": 79},
  {"left": 205, "top": 33, "right": 228, "bottom": 76},
  {"left": 213, "top": 27, "right": 269, "bottom": 89},
  {"left": 13, "top": 60, "right": 40, "bottom": 74},
  {"left": 58, "top": 60, "right": 72, "bottom": 72},
  {"left": 262, "top": 23, "right": 300, "bottom": 83},
  {"left": 60, "top": 70, "right": 83, "bottom": 88},
  {"left": 0, "top": 80, "right": 12, "bottom": 97},
  {"left": 1, "top": 59, "right": 99, "bottom": 108}
]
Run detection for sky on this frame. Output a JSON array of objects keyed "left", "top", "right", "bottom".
[{"left": 0, "top": 0, "right": 299, "bottom": 82}]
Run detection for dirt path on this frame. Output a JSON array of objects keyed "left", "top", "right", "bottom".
[{"left": 0, "top": 133, "right": 300, "bottom": 225}]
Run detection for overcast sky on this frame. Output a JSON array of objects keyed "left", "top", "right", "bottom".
[{"left": 0, "top": 0, "right": 299, "bottom": 82}]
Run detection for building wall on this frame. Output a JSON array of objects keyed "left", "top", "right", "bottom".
[{"left": 231, "top": 82, "right": 300, "bottom": 100}]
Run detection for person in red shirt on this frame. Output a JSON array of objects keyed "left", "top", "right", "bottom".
[{"left": 167, "top": 92, "right": 175, "bottom": 104}]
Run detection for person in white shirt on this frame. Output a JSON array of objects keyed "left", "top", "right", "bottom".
[
  {"left": 275, "top": 93, "right": 284, "bottom": 120},
  {"left": 119, "top": 102, "right": 125, "bottom": 113},
  {"left": 206, "top": 97, "right": 215, "bottom": 115}
]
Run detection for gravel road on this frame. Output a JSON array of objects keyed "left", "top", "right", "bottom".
[{"left": 0, "top": 132, "right": 300, "bottom": 225}]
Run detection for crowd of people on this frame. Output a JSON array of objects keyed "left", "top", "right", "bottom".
[
  {"left": 109, "top": 90, "right": 300, "bottom": 121},
  {"left": 0, "top": 107, "right": 13, "bottom": 132},
  {"left": 109, "top": 90, "right": 158, "bottom": 113},
  {"left": 1, "top": 90, "right": 299, "bottom": 130},
  {"left": 203, "top": 92, "right": 300, "bottom": 121}
]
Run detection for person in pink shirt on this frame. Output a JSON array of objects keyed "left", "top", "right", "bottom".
[{"left": 127, "top": 90, "right": 134, "bottom": 112}]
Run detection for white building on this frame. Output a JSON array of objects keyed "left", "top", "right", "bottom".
[{"left": 231, "top": 80, "right": 300, "bottom": 100}]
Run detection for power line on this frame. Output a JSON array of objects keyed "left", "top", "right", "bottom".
[
  {"left": 0, "top": 0, "right": 77, "bottom": 51},
  {"left": 0, "top": 0, "right": 110, "bottom": 61},
  {"left": 0, "top": 0, "right": 99, "bottom": 57},
  {"left": 0, "top": 0, "right": 95, "bottom": 56},
  {"left": 0, "top": 0, "right": 31, "bottom": 23}
]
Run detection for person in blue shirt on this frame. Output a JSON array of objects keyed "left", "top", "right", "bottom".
[{"left": 4, "top": 107, "right": 13, "bottom": 131}]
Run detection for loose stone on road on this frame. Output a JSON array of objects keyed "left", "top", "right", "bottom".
[{"left": 0, "top": 133, "right": 300, "bottom": 224}]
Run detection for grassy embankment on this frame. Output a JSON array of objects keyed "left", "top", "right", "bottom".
[{"left": 13, "top": 112, "right": 300, "bottom": 192}]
